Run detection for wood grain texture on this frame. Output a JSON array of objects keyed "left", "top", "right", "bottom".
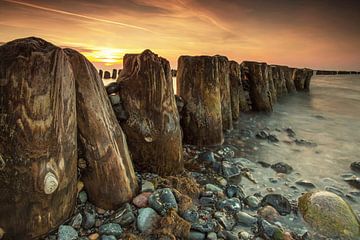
[
  {"left": 65, "top": 49, "right": 138, "bottom": 209},
  {"left": 117, "top": 50, "right": 183, "bottom": 176},
  {"left": 229, "top": 61, "right": 241, "bottom": 120},
  {"left": 0, "top": 37, "right": 77, "bottom": 239},
  {"left": 216, "top": 56, "right": 233, "bottom": 130},
  {"left": 242, "top": 61, "right": 273, "bottom": 112},
  {"left": 177, "top": 56, "right": 224, "bottom": 146}
]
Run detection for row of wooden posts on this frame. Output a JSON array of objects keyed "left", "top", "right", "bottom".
[{"left": 0, "top": 37, "right": 313, "bottom": 239}]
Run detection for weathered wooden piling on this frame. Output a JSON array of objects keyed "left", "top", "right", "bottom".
[
  {"left": 111, "top": 69, "right": 117, "bottom": 79},
  {"left": 294, "top": 68, "right": 313, "bottom": 91},
  {"left": 177, "top": 55, "right": 224, "bottom": 146},
  {"left": 0, "top": 37, "right": 78, "bottom": 239},
  {"left": 229, "top": 61, "right": 241, "bottom": 120},
  {"left": 242, "top": 61, "right": 273, "bottom": 112},
  {"left": 65, "top": 49, "right": 138, "bottom": 209},
  {"left": 117, "top": 50, "right": 183, "bottom": 175},
  {"left": 216, "top": 55, "right": 233, "bottom": 130},
  {"left": 286, "top": 67, "right": 297, "bottom": 93}
]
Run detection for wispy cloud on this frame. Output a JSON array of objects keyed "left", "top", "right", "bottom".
[{"left": 2, "top": 0, "right": 155, "bottom": 33}]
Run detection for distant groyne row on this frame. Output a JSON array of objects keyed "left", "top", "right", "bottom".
[{"left": 316, "top": 70, "right": 360, "bottom": 75}]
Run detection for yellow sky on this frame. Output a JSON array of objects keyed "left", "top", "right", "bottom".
[{"left": 0, "top": 0, "right": 359, "bottom": 71}]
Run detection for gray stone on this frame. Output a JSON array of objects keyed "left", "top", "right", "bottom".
[
  {"left": 271, "top": 162, "right": 293, "bottom": 174},
  {"left": 137, "top": 207, "right": 160, "bottom": 233},
  {"left": 78, "top": 191, "right": 88, "bottom": 204},
  {"left": 57, "top": 225, "right": 78, "bottom": 240},
  {"left": 205, "top": 184, "right": 223, "bottom": 193},
  {"left": 141, "top": 180, "right": 155, "bottom": 192},
  {"left": 109, "top": 94, "right": 121, "bottom": 105},
  {"left": 216, "top": 198, "right": 242, "bottom": 212},
  {"left": 221, "top": 230, "right": 239, "bottom": 240},
  {"left": 109, "top": 203, "right": 135, "bottom": 226},
  {"left": 189, "top": 231, "right": 206, "bottom": 240},
  {"left": 295, "top": 180, "right": 316, "bottom": 189},
  {"left": 99, "top": 223, "right": 123, "bottom": 238},
  {"left": 219, "top": 161, "right": 241, "bottom": 178},
  {"left": 350, "top": 162, "right": 360, "bottom": 173},
  {"left": 82, "top": 208, "right": 96, "bottom": 229},
  {"left": 207, "top": 232, "right": 217, "bottom": 240},
  {"left": 225, "top": 185, "right": 245, "bottom": 199},
  {"left": 100, "top": 236, "right": 117, "bottom": 240},
  {"left": 191, "top": 210, "right": 216, "bottom": 233},
  {"left": 148, "top": 188, "right": 178, "bottom": 215},
  {"left": 198, "top": 151, "right": 216, "bottom": 163},
  {"left": 181, "top": 209, "right": 199, "bottom": 223},
  {"left": 244, "top": 196, "right": 260, "bottom": 209},
  {"left": 235, "top": 212, "right": 257, "bottom": 227},
  {"left": 70, "top": 213, "right": 82, "bottom": 229},
  {"left": 214, "top": 212, "right": 236, "bottom": 230},
  {"left": 199, "top": 197, "right": 217, "bottom": 207}
]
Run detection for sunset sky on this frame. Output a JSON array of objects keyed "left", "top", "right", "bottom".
[{"left": 0, "top": 0, "right": 359, "bottom": 71}]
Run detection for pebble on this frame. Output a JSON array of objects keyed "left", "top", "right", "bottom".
[
  {"left": 188, "top": 231, "right": 206, "bottom": 240},
  {"left": 244, "top": 195, "right": 260, "bottom": 209},
  {"left": 350, "top": 162, "right": 360, "bottom": 173},
  {"left": 214, "top": 211, "right": 236, "bottom": 230},
  {"left": 344, "top": 176, "right": 360, "bottom": 189},
  {"left": 257, "top": 206, "right": 280, "bottom": 223},
  {"left": 57, "top": 225, "right": 78, "bottom": 240},
  {"left": 271, "top": 162, "right": 293, "bottom": 174},
  {"left": 100, "top": 235, "right": 117, "bottom": 240},
  {"left": 88, "top": 233, "right": 99, "bottom": 240},
  {"left": 181, "top": 209, "right": 199, "bottom": 223},
  {"left": 256, "top": 130, "right": 269, "bottom": 139},
  {"left": 148, "top": 188, "right": 178, "bottom": 215},
  {"left": 99, "top": 223, "right": 123, "bottom": 238},
  {"left": 70, "top": 213, "right": 82, "bottom": 229},
  {"left": 295, "top": 180, "right": 316, "bottom": 189},
  {"left": 77, "top": 181, "right": 84, "bottom": 193},
  {"left": 141, "top": 180, "right": 155, "bottom": 192},
  {"left": 217, "top": 198, "right": 242, "bottom": 212},
  {"left": 220, "top": 230, "right": 239, "bottom": 240},
  {"left": 198, "top": 151, "right": 216, "bottom": 163},
  {"left": 132, "top": 192, "right": 152, "bottom": 208},
  {"left": 261, "top": 194, "right": 291, "bottom": 215},
  {"left": 235, "top": 211, "right": 257, "bottom": 226},
  {"left": 108, "top": 203, "right": 135, "bottom": 226},
  {"left": 225, "top": 185, "right": 245, "bottom": 199},
  {"left": 205, "top": 184, "right": 223, "bottom": 193},
  {"left": 137, "top": 207, "right": 160, "bottom": 233},
  {"left": 82, "top": 209, "right": 96, "bottom": 229},
  {"left": 207, "top": 232, "right": 217, "bottom": 240},
  {"left": 109, "top": 94, "right": 120, "bottom": 105},
  {"left": 239, "top": 231, "right": 251, "bottom": 240},
  {"left": 78, "top": 191, "right": 88, "bottom": 204}
]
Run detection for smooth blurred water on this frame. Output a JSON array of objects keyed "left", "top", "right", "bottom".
[{"left": 229, "top": 74, "right": 360, "bottom": 214}]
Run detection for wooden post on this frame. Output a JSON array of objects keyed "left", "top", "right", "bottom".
[
  {"left": 286, "top": 67, "right": 297, "bottom": 93},
  {"left": 304, "top": 69, "right": 314, "bottom": 91},
  {"left": 177, "top": 56, "right": 224, "bottom": 146},
  {"left": 229, "top": 61, "right": 241, "bottom": 120},
  {"left": 0, "top": 37, "right": 77, "bottom": 239},
  {"left": 117, "top": 50, "right": 183, "bottom": 176},
  {"left": 65, "top": 49, "right": 138, "bottom": 209},
  {"left": 216, "top": 56, "right": 233, "bottom": 130},
  {"left": 294, "top": 68, "right": 313, "bottom": 91},
  {"left": 240, "top": 64, "right": 252, "bottom": 111},
  {"left": 271, "top": 65, "right": 287, "bottom": 97},
  {"left": 267, "top": 66, "right": 277, "bottom": 103},
  {"left": 242, "top": 61, "right": 273, "bottom": 112}
]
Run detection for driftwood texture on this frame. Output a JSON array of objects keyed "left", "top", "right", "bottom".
[
  {"left": 229, "top": 61, "right": 241, "bottom": 120},
  {"left": 177, "top": 56, "right": 224, "bottom": 146},
  {"left": 65, "top": 49, "right": 138, "bottom": 209},
  {"left": 294, "top": 68, "right": 313, "bottom": 91},
  {"left": 266, "top": 66, "right": 278, "bottom": 103},
  {"left": 216, "top": 56, "right": 233, "bottom": 130},
  {"left": 117, "top": 50, "right": 183, "bottom": 176},
  {"left": 271, "top": 65, "right": 287, "bottom": 97},
  {"left": 242, "top": 61, "right": 273, "bottom": 112},
  {"left": 0, "top": 37, "right": 77, "bottom": 239}
]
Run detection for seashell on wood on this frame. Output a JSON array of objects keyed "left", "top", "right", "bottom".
[{"left": 44, "top": 172, "right": 59, "bottom": 194}]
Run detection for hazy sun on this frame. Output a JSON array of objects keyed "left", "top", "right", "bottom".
[{"left": 82, "top": 48, "right": 124, "bottom": 67}]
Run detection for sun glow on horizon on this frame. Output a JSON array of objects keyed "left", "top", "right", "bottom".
[{"left": 81, "top": 48, "right": 124, "bottom": 67}]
